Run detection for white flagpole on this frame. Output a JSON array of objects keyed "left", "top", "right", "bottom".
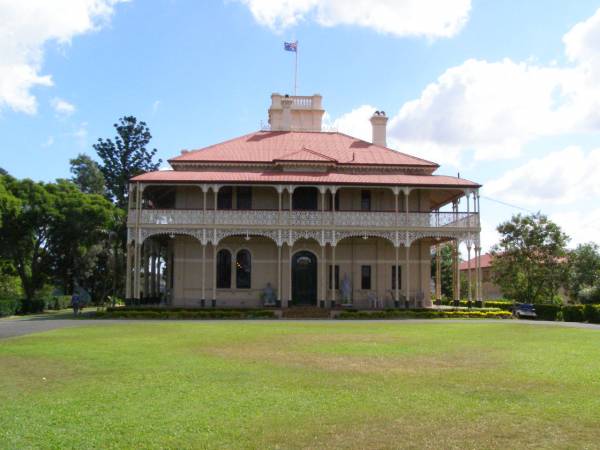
[{"left": 294, "top": 41, "right": 298, "bottom": 96}]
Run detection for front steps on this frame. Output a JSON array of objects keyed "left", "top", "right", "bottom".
[{"left": 281, "top": 307, "right": 332, "bottom": 319}]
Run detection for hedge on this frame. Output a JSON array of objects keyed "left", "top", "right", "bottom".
[
  {"left": 0, "top": 298, "right": 20, "bottom": 317},
  {"left": 438, "top": 299, "right": 513, "bottom": 311},
  {"left": 45, "top": 295, "right": 72, "bottom": 310},
  {"left": 97, "top": 308, "right": 277, "bottom": 320},
  {"left": 531, "top": 304, "right": 561, "bottom": 321},
  {"left": 561, "top": 305, "right": 585, "bottom": 322},
  {"left": 584, "top": 305, "right": 600, "bottom": 324},
  {"left": 19, "top": 298, "right": 45, "bottom": 314},
  {"left": 338, "top": 309, "right": 512, "bottom": 320}
]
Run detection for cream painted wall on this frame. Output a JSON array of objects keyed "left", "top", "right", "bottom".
[
  {"left": 170, "top": 235, "right": 433, "bottom": 309},
  {"left": 174, "top": 186, "right": 203, "bottom": 209},
  {"left": 170, "top": 186, "right": 434, "bottom": 213}
]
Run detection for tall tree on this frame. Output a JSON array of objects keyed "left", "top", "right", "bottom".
[
  {"left": 69, "top": 153, "right": 106, "bottom": 195},
  {"left": 431, "top": 244, "right": 455, "bottom": 299},
  {"left": 0, "top": 177, "right": 118, "bottom": 302},
  {"left": 0, "top": 167, "right": 8, "bottom": 176},
  {"left": 491, "top": 213, "right": 568, "bottom": 304},
  {"left": 0, "top": 175, "right": 19, "bottom": 228},
  {"left": 0, "top": 177, "right": 55, "bottom": 301},
  {"left": 94, "top": 116, "right": 161, "bottom": 209},
  {"left": 45, "top": 180, "right": 118, "bottom": 295},
  {"left": 566, "top": 243, "right": 600, "bottom": 301}
]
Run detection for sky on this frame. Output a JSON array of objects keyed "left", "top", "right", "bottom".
[{"left": 1, "top": 0, "right": 600, "bottom": 252}]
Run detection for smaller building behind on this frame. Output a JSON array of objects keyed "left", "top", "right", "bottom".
[{"left": 459, "top": 254, "right": 503, "bottom": 300}]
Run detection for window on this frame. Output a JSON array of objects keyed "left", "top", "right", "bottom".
[
  {"left": 292, "top": 187, "right": 318, "bottom": 210},
  {"left": 361, "top": 190, "right": 371, "bottom": 211},
  {"left": 361, "top": 265, "right": 371, "bottom": 290},
  {"left": 236, "top": 250, "right": 251, "bottom": 289},
  {"left": 217, "top": 186, "right": 233, "bottom": 210},
  {"left": 328, "top": 265, "right": 340, "bottom": 290},
  {"left": 236, "top": 186, "right": 252, "bottom": 210},
  {"left": 392, "top": 266, "right": 402, "bottom": 290},
  {"left": 216, "top": 249, "right": 231, "bottom": 288}
]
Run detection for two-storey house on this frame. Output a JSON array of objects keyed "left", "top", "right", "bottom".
[{"left": 126, "top": 94, "right": 482, "bottom": 309}]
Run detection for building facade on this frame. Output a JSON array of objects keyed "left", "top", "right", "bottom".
[
  {"left": 126, "top": 94, "right": 483, "bottom": 309},
  {"left": 459, "top": 254, "right": 502, "bottom": 300}
]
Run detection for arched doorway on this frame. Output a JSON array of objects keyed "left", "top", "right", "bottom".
[{"left": 292, "top": 251, "right": 317, "bottom": 305}]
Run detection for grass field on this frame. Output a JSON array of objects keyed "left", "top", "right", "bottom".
[{"left": 1, "top": 321, "right": 600, "bottom": 449}]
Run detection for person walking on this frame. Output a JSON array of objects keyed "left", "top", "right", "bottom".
[{"left": 71, "top": 292, "right": 81, "bottom": 316}]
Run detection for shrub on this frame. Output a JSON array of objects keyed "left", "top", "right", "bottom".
[
  {"left": 561, "top": 305, "right": 585, "bottom": 322},
  {"left": 46, "top": 295, "right": 72, "bottom": 310},
  {"left": 19, "top": 298, "right": 45, "bottom": 314},
  {"left": 583, "top": 304, "right": 600, "bottom": 324},
  {"left": 338, "top": 309, "right": 511, "bottom": 320},
  {"left": 532, "top": 304, "right": 561, "bottom": 321},
  {"left": 439, "top": 299, "right": 513, "bottom": 311},
  {"left": 578, "top": 286, "right": 600, "bottom": 304},
  {"left": 98, "top": 308, "right": 277, "bottom": 320},
  {"left": 482, "top": 301, "right": 513, "bottom": 311},
  {"left": 0, "top": 276, "right": 23, "bottom": 299},
  {"left": 0, "top": 298, "right": 21, "bottom": 317}
]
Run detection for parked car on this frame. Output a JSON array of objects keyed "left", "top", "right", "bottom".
[{"left": 514, "top": 303, "right": 536, "bottom": 319}]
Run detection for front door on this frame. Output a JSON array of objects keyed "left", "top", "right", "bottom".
[{"left": 292, "top": 251, "right": 317, "bottom": 305}]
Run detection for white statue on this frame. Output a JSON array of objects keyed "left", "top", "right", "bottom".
[
  {"left": 340, "top": 273, "right": 352, "bottom": 304},
  {"left": 262, "top": 282, "right": 276, "bottom": 305}
]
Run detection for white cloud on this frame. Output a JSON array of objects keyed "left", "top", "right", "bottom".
[
  {"left": 152, "top": 100, "right": 161, "bottom": 114},
  {"left": 51, "top": 97, "right": 76, "bottom": 116},
  {"left": 237, "top": 0, "right": 472, "bottom": 38},
  {"left": 478, "top": 218, "right": 501, "bottom": 253},
  {"left": 551, "top": 209, "right": 600, "bottom": 248},
  {"left": 324, "top": 104, "right": 376, "bottom": 140},
  {"left": 41, "top": 136, "right": 55, "bottom": 148},
  {"left": 484, "top": 146, "right": 600, "bottom": 205},
  {"left": 325, "top": 7, "right": 600, "bottom": 167},
  {"left": 69, "top": 122, "right": 88, "bottom": 147},
  {"left": 388, "top": 59, "right": 582, "bottom": 163},
  {"left": 563, "top": 7, "right": 600, "bottom": 67},
  {"left": 0, "top": 0, "right": 127, "bottom": 115}
]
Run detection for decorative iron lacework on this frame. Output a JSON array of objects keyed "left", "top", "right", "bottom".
[
  {"left": 136, "top": 226, "right": 478, "bottom": 248},
  {"left": 135, "top": 209, "right": 480, "bottom": 230},
  {"left": 140, "top": 228, "right": 204, "bottom": 244},
  {"left": 214, "top": 229, "right": 280, "bottom": 245},
  {"left": 214, "top": 210, "right": 279, "bottom": 226}
]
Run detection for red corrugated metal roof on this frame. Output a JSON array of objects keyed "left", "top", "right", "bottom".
[
  {"left": 459, "top": 253, "right": 493, "bottom": 270},
  {"left": 170, "top": 130, "right": 438, "bottom": 167},
  {"left": 132, "top": 170, "right": 480, "bottom": 188}
]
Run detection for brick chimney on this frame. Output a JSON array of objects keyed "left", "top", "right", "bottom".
[{"left": 370, "top": 111, "right": 388, "bottom": 147}]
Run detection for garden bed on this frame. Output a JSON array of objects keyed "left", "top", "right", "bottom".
[
  {"left": 337, "top": 308, "right": 512, "bottom": 320},
  {"left": 96, "top": 307, "right": 277, "bottom": 320}
]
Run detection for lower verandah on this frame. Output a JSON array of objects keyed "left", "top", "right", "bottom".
[{"left": 154, "top": 235, "right": 433, "bottom": 309}]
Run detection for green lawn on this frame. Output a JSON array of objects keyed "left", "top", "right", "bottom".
[{"left": 1, "top": 321, "right": 600, "bottom": 449}]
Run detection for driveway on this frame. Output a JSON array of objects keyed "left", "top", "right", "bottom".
[{"left": 1, "top": 315, "right": 600, "bottom": 339}]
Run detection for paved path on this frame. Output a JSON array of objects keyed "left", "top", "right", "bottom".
[
  {"left": 2, "top": 315, "right": 600, "bottom": 340},
  {"left": 0, "top": 317, "right": 105, "bottom": 339}
]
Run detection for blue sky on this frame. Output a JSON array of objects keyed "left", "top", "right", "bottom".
[{"left": 1, "top": 0, "right": 600, "bottom": 250}]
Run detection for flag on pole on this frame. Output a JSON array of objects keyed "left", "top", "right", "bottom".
[{"left": 284, "top": 41, "right": 297, "bottom": 52}]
